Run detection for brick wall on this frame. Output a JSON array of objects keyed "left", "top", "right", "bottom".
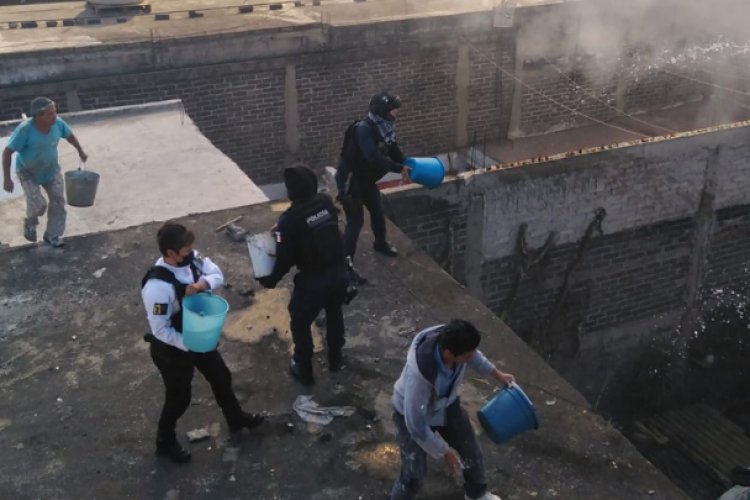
[
  {"left": 518, "top": 60, "right": 620, "bottom": 135},
  {"left": 467, "top": 35, "right": 516, "bottom": 146},
  {"left": 3, "top": 4, "right": 731, "bottom": 184},
  {"left": 385, "top": 123, "right": 750, "bottom": 359},
  {"left": 480, "top": 217, "right": 692, "bottom": 337},
  {"left": 384, "top": 188, "right": 467, "bottom": 278},
  {"left": 1, "top": 33, "right": 513, "bottom": 184},
  {"left": 0, "top": 65, "right": 289, "bottom": 184},
  {"left": 295, "top": 43, "right": 460, "bottom": 171},
  {"left": 705, "top": 204, "right": 750, "bottom": 293}
]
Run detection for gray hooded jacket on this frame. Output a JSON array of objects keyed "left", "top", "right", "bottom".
[{"left": 391, "top": 325, "right": 496, "bottom": 458}]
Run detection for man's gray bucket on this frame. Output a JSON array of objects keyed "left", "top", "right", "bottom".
[{"left": 65, "top": 167, "right": 100, "bottom": 207}]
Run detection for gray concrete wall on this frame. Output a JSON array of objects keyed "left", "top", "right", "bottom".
[{"left": 385, "top": 123, "right": 750, "bottom": 382}]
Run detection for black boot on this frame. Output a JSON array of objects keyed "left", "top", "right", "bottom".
[
  {"left": 156, "top": 434, "right": 191, "bottom": 463},
  {"left": 228, "top": 411, "right": 265, "bottom": 433},
  {"left": 328, "top": 350, "right": 344, "bottom": 372},
  {"left": 289, "top": 359, "right": 314, "bottom": 386},
  {"left": 373, "top": 240, "right": 398, "bottom": 257}
]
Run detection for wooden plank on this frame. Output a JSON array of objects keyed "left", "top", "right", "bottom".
[{"left": 641, "top": 404, "right": 750, "bottom": 487}]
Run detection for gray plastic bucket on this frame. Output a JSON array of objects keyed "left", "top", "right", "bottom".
[{"left": 65, "top": 168, "right": 100, "bottom": 207}]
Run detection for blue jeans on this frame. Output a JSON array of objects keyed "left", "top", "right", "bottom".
[{"left": 390, "top": 400, "right": 488, "bottom": 500}]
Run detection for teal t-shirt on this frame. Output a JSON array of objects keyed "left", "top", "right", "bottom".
[{"left": 7, "top": 117, "right": 73, "bottom": 184}]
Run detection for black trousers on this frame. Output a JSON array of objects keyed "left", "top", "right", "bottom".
[
  {"left": 342, "top": 180, "right": 387, "bottom": 260},
  {"left": 288, "top": 267, "right": 349, "bottom": 370},
  {"left": 149, "top": 339, "right": 243, "bottom": 441}
]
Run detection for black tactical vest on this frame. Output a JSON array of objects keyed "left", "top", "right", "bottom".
[{"left": 141, "top": 264, "right": 200, "bottom": 333}]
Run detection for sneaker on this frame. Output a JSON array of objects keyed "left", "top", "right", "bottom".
[
  {"left": 373, "top": 240, "right": 398, "bottom": 257},
  {"left": 466, "top": 493, "right": 502, "bottom": 500},
  {"left": 23, "top": 222, "right": 37, "bottom": 242},
  {"left": 156, "top": 438, "right": 191, "bottom": 464},
  {"left": 43, "top": 235, "right": 64, "bottom": 248},
  {"left": 289, "top": 359, "right": 314, "bottom": 386},
  {"left": 228, "top": 411, "right": 265, "bottom": 432}
]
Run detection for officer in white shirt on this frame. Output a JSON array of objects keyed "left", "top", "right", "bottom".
[{"left": 141, "top": 222, "right": 263, "bottom": 463}]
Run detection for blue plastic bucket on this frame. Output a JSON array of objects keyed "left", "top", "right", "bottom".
[
  {"left": 477, "top": 384, "right": 539, "bottom": 444},
  {"left": 181, "top": 294, "right": 229, "bottom": 353},
  {"left": 404, "top": 157, "right": 445, "bottom": 189}
]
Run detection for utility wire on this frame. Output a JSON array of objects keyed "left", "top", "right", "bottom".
[
  {"left": 541, "top": 55, "right": 678, "bottom": 135},
  {"left": 463, "top": 39, "right": 646, "bottom": 139}
]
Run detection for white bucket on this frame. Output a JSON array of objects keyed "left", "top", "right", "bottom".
[{"left": 247, "top": 232, "right": 277, "bottom": 278}]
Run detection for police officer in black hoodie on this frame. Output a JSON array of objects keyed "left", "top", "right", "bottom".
[
  {"left": 257, "top": 165, "right": 351, "bottom": 386},
  {"left": 335, "top": 92, "right": 411, "bottom": 284}
]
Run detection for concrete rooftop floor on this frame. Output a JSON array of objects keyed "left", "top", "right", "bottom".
[
  {"left": 0, "top": 201, "right": 687, "bottom": 499},
  {"left": 0, "top": 100, "right": 268, "bottom": 248}
]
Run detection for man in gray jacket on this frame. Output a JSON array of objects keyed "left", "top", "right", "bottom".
[{"left": 390, "top": 319, "right": 515, "bottom": 500}]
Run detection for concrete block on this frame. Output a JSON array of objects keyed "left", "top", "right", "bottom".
[
  {"left": 21, "top": 21, "right": 38, "bottom": 29},
  {"left": 238, "top": 5, "right": 253, "bottom": 13},
  {"left": 46, "top": 20, "right": 58, "bottom": 27},
  {"left": 154, "top": 13, "right": 170, "bottom": 21}
]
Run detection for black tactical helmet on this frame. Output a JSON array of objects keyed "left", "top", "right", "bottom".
[{"left": 369, "top": 91, "right": 402, "bottom": 120}]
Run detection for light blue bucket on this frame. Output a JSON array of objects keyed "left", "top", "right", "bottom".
[
  {"left": 477, "top": 383, "right": 539, "bottom": 444},
  {"left": 404, "top": 157, "right": 445, "bottom": 189},
  {"left": 181, "top": 293, "right": 229, "bottom": 353}
]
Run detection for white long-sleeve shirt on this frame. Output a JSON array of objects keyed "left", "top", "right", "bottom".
[{"left": 141, "top": 251, "right": 224, "bottom": 351}]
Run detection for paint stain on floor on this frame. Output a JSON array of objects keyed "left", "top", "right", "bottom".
[{"left": 222, "top": 288, "right": 324, "bottom": 353}]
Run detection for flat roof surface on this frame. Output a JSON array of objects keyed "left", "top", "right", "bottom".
[
  {"left": 0, "top": 0, "right": 558, "bottom": 53},
  {"left": 0, "top": 202, "right": 687, "bottom": 499},
  {"left": 0, "top": 100, "right": 268, "bottom": 247}
]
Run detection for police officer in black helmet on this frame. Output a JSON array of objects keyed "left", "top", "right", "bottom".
[
  {"left": 257, "top": 165, "right": 352, "bottom": 386},
  {"left": 335, "top": 91, "right": 411, "bottom": 284}
]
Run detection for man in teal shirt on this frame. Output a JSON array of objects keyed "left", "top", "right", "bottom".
[{"left": 2, "top": 97, "right": 88, "bottom": 247}]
